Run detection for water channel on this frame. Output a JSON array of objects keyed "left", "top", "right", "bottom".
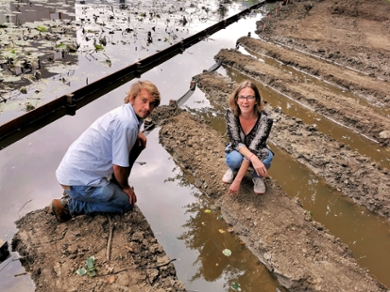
[{"left": 1, "top": 0, "right": 390, "bottom": 291}]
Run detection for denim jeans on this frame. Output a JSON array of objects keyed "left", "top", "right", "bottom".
[
  {"left": 225, "top": 148, "right": 274, "bottom": 178},
  {"left": 64, "top": 182, "right": 133, "bottom": 215}
]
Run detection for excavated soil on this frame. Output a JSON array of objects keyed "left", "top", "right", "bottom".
[
  {"left": 12, "top": 0, "right": 390, "bottom": 291},
  {"left": 13, "top": 206, "right": 185, "bottom": 292}
]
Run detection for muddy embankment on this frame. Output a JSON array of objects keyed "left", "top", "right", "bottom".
[
  {"left": 156, "top": 98, "right": 387, "bottom": 291},
  {"left": 257, "top": 0, "right": 390, "bottom": 84},
  {"left": 12, "top": 206, "right": 185, "bottom": 292}
]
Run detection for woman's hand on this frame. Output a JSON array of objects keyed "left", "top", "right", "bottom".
[
  {"left": 228, "top": 179, "right": 241, "bottom": 196},
  {"left": 252, "top": 157, "right": 268, "bottom": 177}
]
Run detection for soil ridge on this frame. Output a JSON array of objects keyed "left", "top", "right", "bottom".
[{"left": 256, "top": 0, "right": 390, "bottom": 82}]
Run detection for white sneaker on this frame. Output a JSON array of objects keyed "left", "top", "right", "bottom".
[
  {"left": 222, "top": 169, "right": 236, "bottom": 184},
  {"left": 253, "top": 177, "right": 265, "bottom": 194}
]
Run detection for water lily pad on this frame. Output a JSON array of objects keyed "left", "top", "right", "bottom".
[
  {"left": 94, "top": 44, "right": 104, "bottom": 50},
  {"left": 36, "top": 25, "right": 48, "bottom": 32},
  {"left": 2, "top": 76, "right": 22, "bottom": 82},
  {"left": 56, "top": 43, "right": 67, "bottom": 49}
]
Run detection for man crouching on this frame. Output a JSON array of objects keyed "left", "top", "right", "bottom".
[{"left": 51, "top": 80, "right": 160, "bottom": 222}]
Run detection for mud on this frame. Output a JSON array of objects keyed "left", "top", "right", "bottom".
[
  {"left": 12, "top": 0, "right": 390, "bottom": 291},
  {"left": 12, "top": 207, "right": 185, "bottom": 292}
]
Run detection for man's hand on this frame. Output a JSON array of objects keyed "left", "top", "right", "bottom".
[
  {"left": 137, "top": 132, "right": 147, "bottom": 149},
  {"left": 124, "top": 187, "right": 137, "bottom": 205}
]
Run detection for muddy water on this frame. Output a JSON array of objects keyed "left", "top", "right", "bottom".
[
  {"left": 203, "top": 65, "right": 390, "bottom": 287},
  {"left": 0, "top": 6, "right": 289, "bottom": 292},
  {"left": 132, "top": 129, "right": 284, "bottom": 292}
]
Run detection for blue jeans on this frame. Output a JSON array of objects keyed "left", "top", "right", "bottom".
[
  {"left": 64, "top": 182, "right": 133, "bottom": 215},
  {"left": 225, "top": 149, "right": 274, "bottom": 178}
]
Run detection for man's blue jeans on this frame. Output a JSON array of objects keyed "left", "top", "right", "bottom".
[
  {"left": 64, "top": 182, "right": 133, "bottom": 215},
  {"left": 226, "top": 148, "right": 274, "bottom": 178}
]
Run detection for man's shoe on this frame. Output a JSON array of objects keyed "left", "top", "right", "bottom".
[
  {"left": 51, "top": 199, "right": 71, "bottom": 223},
  {"left": 222, "top": 169, "right": 236, "bottom": 184},
  {"left": 253, "top": 177, "right": 265, "bottom": 194}
]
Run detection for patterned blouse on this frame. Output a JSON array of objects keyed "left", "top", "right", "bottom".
[{"left": 225, "top": 108, "right": 273, "bottom": 161}]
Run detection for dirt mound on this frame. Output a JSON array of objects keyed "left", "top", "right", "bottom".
[
  {"left": 12, "top": 206, "right": 185, "bottom": 292},
  {"left": 257, "top": 0, "right": 390, "bottom": 82}
]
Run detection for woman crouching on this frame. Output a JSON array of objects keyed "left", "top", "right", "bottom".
[{"left": 222, "top": 80, "right": 274, "bottom": 195}]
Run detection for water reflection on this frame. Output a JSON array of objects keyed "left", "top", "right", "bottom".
[{"left": 178, "top": 196, "right": 284, "bottom": 291}]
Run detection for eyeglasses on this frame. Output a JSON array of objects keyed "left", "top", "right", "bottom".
[{"left": 238, "top": 95, "right": 255, "bottom": 101}]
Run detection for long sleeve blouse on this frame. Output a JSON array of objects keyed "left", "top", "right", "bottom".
[{"left": 225, "top": 108, "right": 273, "bottom": 161}]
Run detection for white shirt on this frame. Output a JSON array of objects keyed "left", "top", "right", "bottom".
[{"left": 56, "top": 104, "right": 141, "bottom": 186}]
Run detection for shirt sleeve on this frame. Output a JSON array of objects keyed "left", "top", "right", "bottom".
[
  {"left": 111, "top": 121, "right": 137, "bottom": 167},
  {"left": 226, "top": 109, "right": 246, "bottom": 151}
]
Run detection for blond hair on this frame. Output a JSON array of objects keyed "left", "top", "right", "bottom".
[{"left": 124, "top": 80, "right": 161, "bottom": 107}]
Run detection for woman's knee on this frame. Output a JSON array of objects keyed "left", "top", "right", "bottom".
[
  {"left": 226, "top": 150, "right": 243, "bottom": 170},
  {"left": 262, "top": 150, "right": 274, "bottom": 169}
]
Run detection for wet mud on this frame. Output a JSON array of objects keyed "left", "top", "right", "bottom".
[{"left": 12, "top": 206, "right": 185, "bottom": 292}]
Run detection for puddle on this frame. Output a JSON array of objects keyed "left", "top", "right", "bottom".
[
  {"left": 269, "top": 144, "right": 390, "bottom": 288},
  {"left": 133, "top": 130, "right": 285, "bottom": 292}
]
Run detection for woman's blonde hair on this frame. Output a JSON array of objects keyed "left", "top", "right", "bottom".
[
  {"left": 228, "top": 80, "right": 264, "bottom": 116},
  {"left": 124, "top": 80, "right": 161, "bottom": 107}
]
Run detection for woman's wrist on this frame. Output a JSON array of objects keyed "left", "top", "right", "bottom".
[{"left": 249, "top": 153, "right": 255, "bottom": 162}]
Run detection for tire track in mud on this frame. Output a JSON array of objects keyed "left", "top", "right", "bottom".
[
  {"left": 195, "top": 71, "right": 390, "bottom": 221},
  {"left": 157, "top": 102, "right": 388, "bottom": 292},
  {"left": 214, "top": 47, "right": 390, "bottom": 147}
]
